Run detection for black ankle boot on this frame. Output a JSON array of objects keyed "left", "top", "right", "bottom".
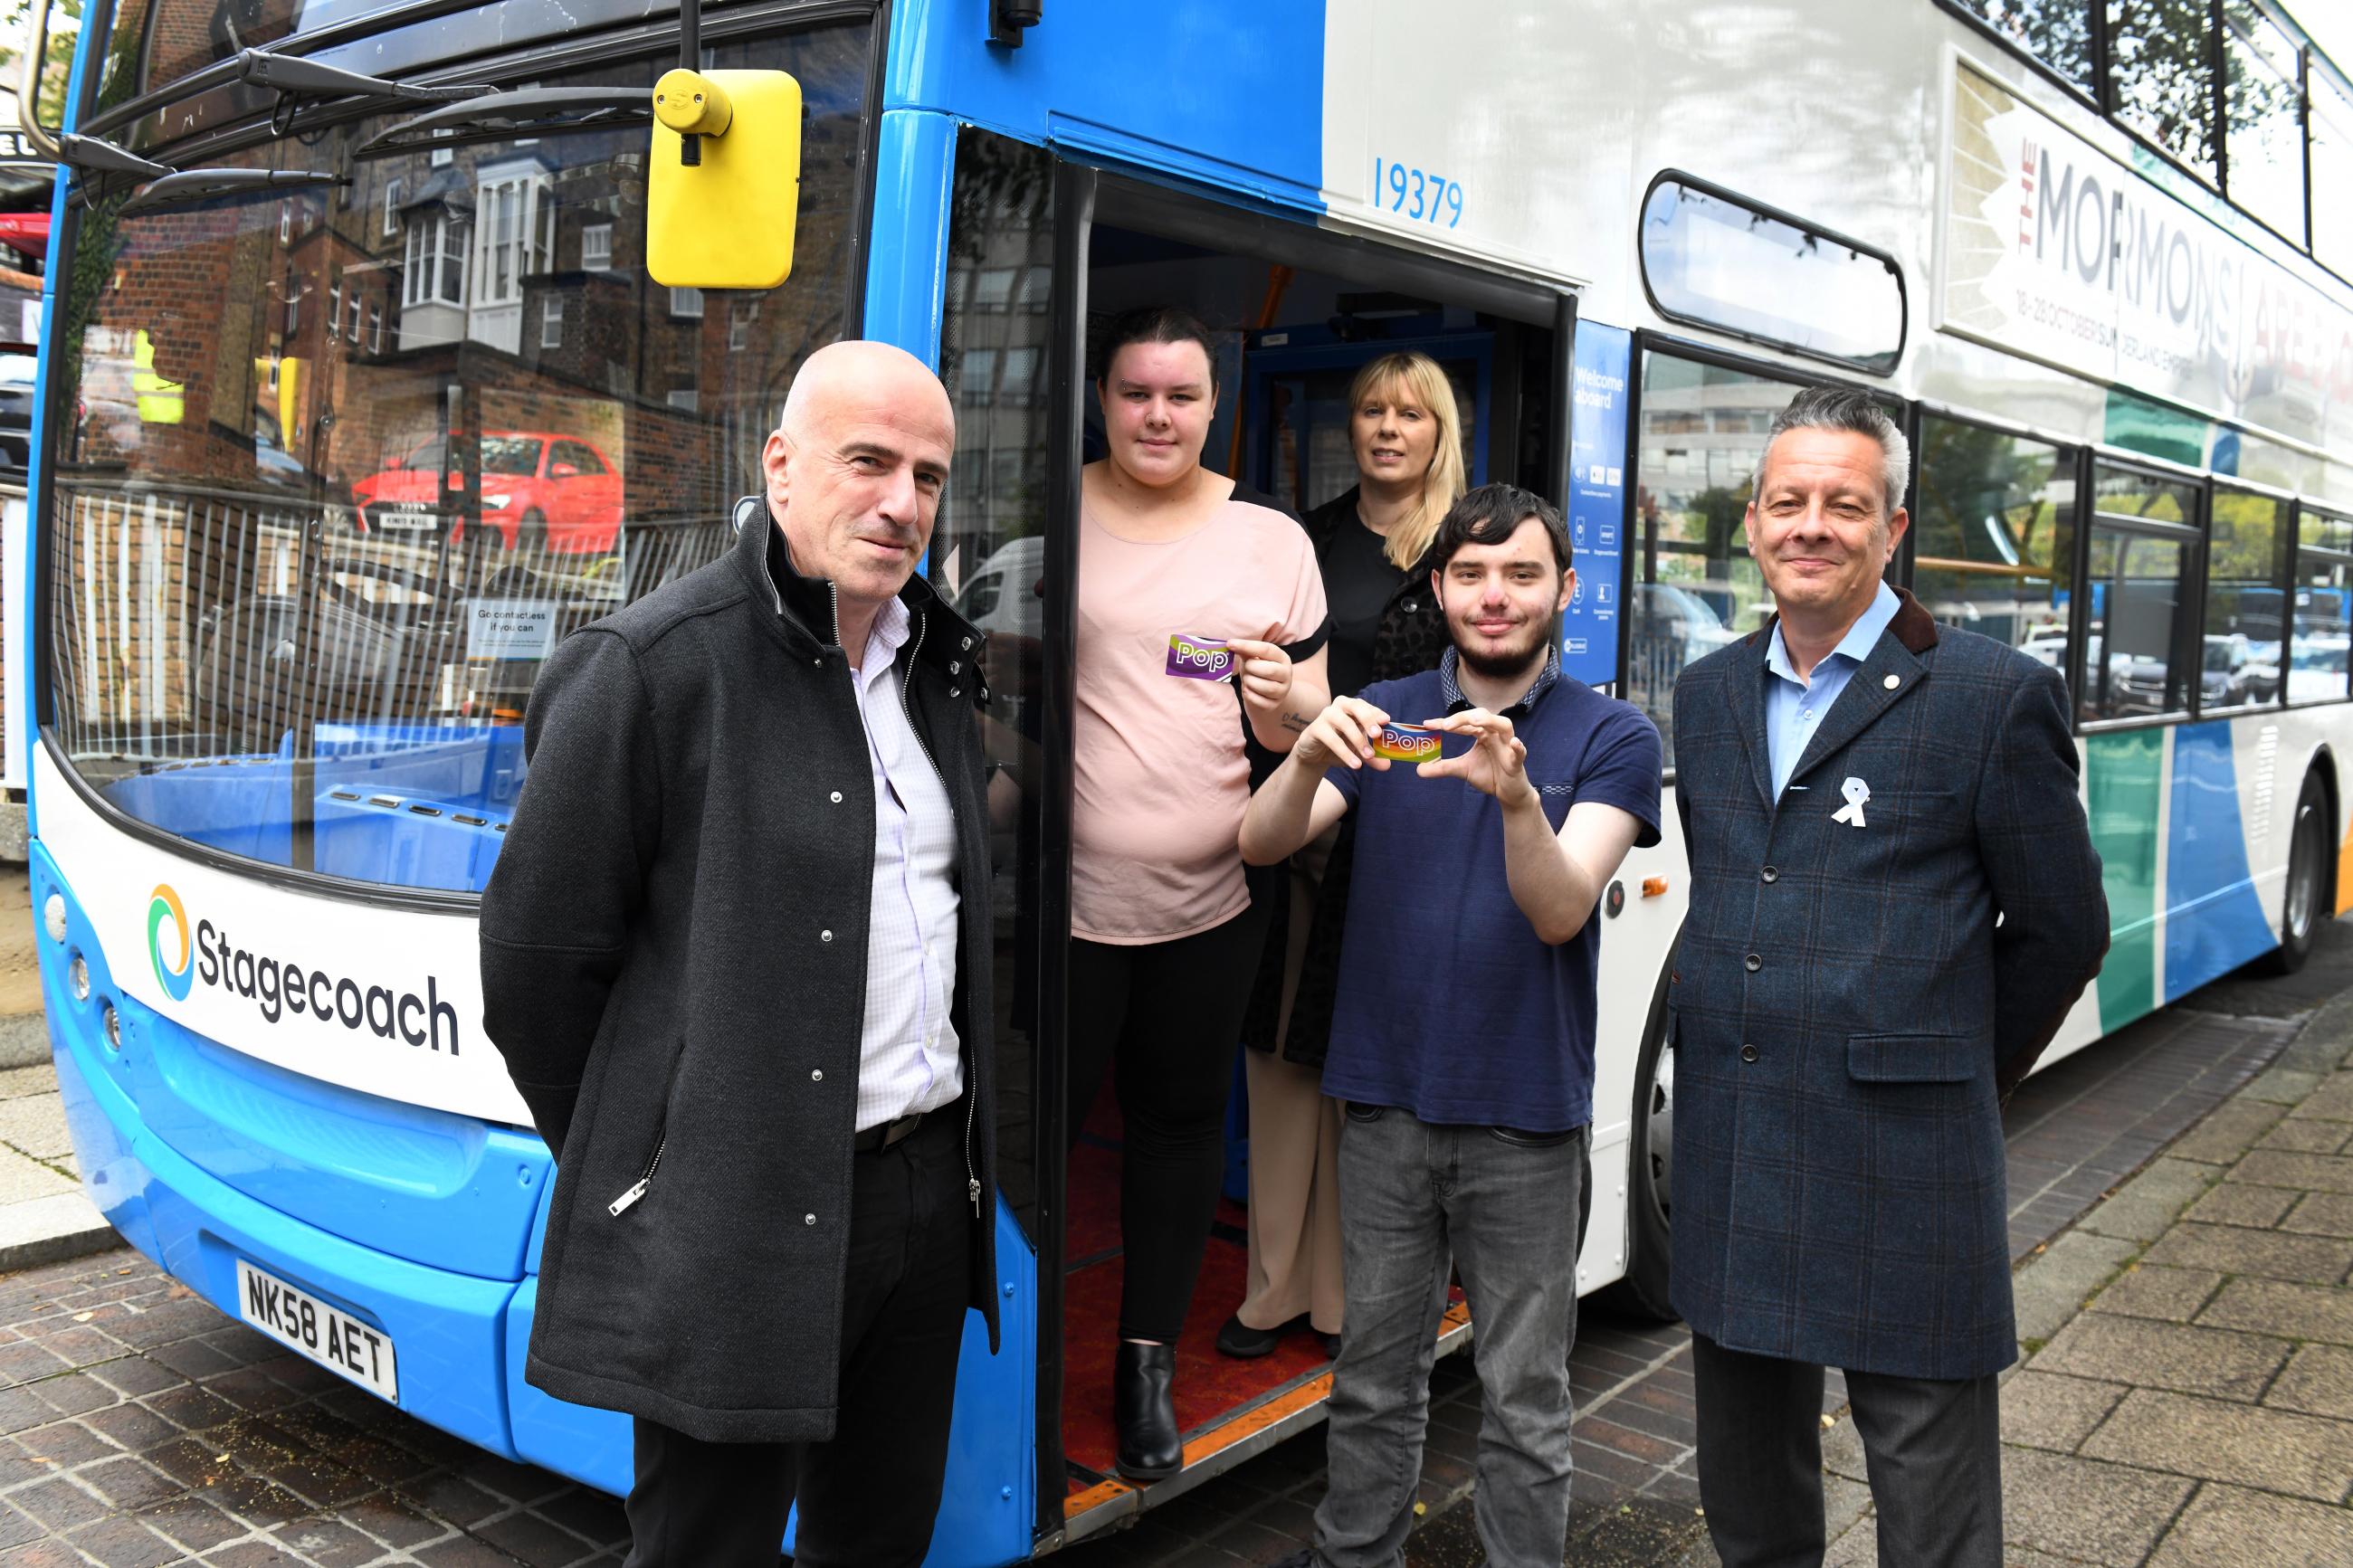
[{"left": 1113, "top": 1340, "right": 1183, "bottom": 1480}]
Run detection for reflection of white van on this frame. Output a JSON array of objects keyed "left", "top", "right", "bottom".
[{"left": 955, "top": 535, "right": 1044, "bottom": 641}]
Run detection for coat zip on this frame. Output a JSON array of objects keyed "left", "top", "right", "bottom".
[{"left": 607, "top": 1135, "right": 665, "bottom": 1216}]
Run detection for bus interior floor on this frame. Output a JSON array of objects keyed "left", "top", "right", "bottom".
[{"left": 1062, "top": 1102, "right": 1336, "bottom": 1487}]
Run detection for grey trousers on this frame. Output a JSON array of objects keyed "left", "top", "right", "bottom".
[
  {"left": 1312, "top": 1106, "right": 1585, "bottom": 1568},
  {"left": 1691, "top": 1333, "right": 2003, "bottom": 1568}
]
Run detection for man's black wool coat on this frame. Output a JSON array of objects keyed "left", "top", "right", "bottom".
[
  {"left": 480, "top": 499, "right": 999, "bottom": 1445},
  {"left": 1669, "top": 588, "right": 2107, "bottom": 1383}
]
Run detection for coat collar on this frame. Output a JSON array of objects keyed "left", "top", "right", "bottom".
[
  {"left": 1731, "top": 584, "right": 1939, "bottom": 809},
  {"left": 729, "top": 496, "right": 986, "bottom": 686}
]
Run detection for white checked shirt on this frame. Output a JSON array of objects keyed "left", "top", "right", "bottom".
[{"left": 845, "top": 596, "right": 964, "bottom": 1131}]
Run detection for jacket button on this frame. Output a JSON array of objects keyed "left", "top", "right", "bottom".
[
  {"left": 821, "top": 930, "right": 834, "bottom": 943},
  {"left": 1760, "top": 866, "right": 1778, "bottom": 883},
  {"left": 1403, "top": 599, "right": 1417, "bottom": 612},
  {"left": 961, "top": 635, "right": 975, "bottom": 651},
  {"left": 949, "top": 659, "right": 961, "bottom": 673},
  {"left": 830, "top": 791, "right": 843, "bottom": 803},
  {"left": 1740, "top": 1043, "right": 1758, "bottom": 1062},
  {"left": 811, "top": 1069, "right": 823, "bottom": 1082},
  {"left": 1744, "top": 953, "right": 1761, "bottom": 972},
  {"left": 804, "top": 1212, "right": 816, "bottom": 1225},
  {"left": 950, "top": 687, "right": 961, "bottom": 698}
]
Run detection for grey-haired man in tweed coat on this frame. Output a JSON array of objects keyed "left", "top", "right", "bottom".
[{"left": 1670, "top": 387, "right": 2108, "bottom": 1568}]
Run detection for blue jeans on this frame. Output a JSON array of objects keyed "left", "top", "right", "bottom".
[{"left": 1312, "top": 1106, "right": 1586, "bottom": 1568}]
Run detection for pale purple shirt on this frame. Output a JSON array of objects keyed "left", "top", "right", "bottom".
[{"left": 845, "top": 596, "right": 963, "bottom": 1131}]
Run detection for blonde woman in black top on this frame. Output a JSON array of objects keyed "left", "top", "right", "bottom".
[{"left": 1225, "top": 350, "right": 1467, "bottom": 1359}]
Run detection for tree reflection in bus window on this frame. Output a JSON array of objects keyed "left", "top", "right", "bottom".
[
  {"left": 1628, "top": 352, "right": 1796, "bottom": 771},
  {"left": 1954, "top": 0, "right": 2097, "bottom": 95},
  {"left": 2205, "top": 489, "right": 2289, "bottom": 708},
  {"left": 46, "top": 24, "right": 872, "bottom": 895},
  {"left": 2109, "top": 0, "right": 2221, "bottom": 183},
  {"left": 1912, "top": 417, "right": 2075, "bottom": 689},
  {"left": 2079, "top": 466, "right": 2201, "bottom": 722},
  {"left": 2295, "top": 511, "right": 2353, "bottom": 706}
]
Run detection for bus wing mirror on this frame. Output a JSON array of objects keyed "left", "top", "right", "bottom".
[{"left": 646, "top": 69, "right": 800, "bottom": 290}]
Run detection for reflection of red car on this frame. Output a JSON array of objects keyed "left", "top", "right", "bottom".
[{"left": 349, "top": 431, "right": 624, "bottom": 553}]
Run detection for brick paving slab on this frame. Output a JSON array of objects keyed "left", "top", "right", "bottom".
[
  {"left": 2083, "top": 1263, "right": 2223, "bottom": 1323},
  {"left": 2080, "top": 1387, "right": 2353, "bottom": 1502},
  {"left": 2031, "top": 1314, "right": 2291, "bottom": 1403},
  {"left": 2143, "top": 1483, "right": 2353, "bottom": 1565},
  {"left": 1995, "top": 1447, "right": 2197, "bottom": 1566},
  {"left": 2075, "top": 1158, "right": 2217, "bottom": 1244},
  {"left": 2262, "top": 1344, "right": 2353, "bottom": 1421},
  {"left": 2281, "top": 1189, "right": 2353, "bottom": 1237},
  {"left": 2011, "top": 1230, "right": 2142, "bottom": 1344},
  {"left": 2252, "top": 1116, "right": 2353, "bottom": 1153},
  {"left": 2179, "top": 1182, "right": 2299, "bottom": 1229},
  {"left": 2290, "top": 1071, "right": 2353, "bottom": 1123},
  {"left": 1997, "top": 1372, "right": 2130, "bottom": 1453},
  {"left": 2139, "top": 1219, "right": 2353, "bottom": 1283},
  {"left": 2200, "top": 1274, "right": 2353, "bottom": 1343}
]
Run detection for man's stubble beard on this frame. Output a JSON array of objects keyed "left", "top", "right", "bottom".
[{"left": 1453, "top": 613, "right": 1558, "bottom": 682}]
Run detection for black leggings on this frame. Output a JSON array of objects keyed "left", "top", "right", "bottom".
[{"left": 1067, "top": 906, "right": 1271, "bottom": 1345}]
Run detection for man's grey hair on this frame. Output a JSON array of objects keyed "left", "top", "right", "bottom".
[{"left": 1750, "top": 386, "right": 1910, "bottom": 521}]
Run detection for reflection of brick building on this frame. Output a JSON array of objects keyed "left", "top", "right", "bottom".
[{"left": 52, "top": 25, "right": 868, "bottom": 765}]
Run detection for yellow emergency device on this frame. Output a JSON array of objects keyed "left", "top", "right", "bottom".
[
  {"left": 276, "top": 356, "right": 302, "bottom": 444},
  {"left": 132, "top": 329, "right": 185, "bottom": 425},
  {"left": 646, "top": 67, "right": 801, "bottom": 290}
]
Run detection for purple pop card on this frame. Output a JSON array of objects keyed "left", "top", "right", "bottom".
[{"left": 1166, "top": 632, "right": 1236, "bottom": 680}]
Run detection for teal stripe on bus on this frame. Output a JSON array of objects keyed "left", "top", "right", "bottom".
[{"left": 2087, "top": 729, "right": 2164, "bottom": 1031}]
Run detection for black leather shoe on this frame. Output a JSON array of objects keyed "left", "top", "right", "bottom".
[
  {"left": 1113, "top": 1340, "right": 1183, "bottom": 1480},
  {"left": 1215, "top": 1312, "right": 1290, "bottom": 1358}
]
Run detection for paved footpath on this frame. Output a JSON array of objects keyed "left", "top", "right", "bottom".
[
  {"left": 1659, "top": 984, "right": 2353, "bottom": 1567},
  {"left": 0, "top": 908, "right": 2324, "bottom": 1563}
]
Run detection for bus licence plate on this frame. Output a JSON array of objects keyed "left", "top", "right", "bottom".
[{"left": 233, "top": 1259, "right": 398, "bottom": 1402}]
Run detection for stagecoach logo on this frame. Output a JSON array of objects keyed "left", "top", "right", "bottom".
[
  {"left": 147, "top": 886, "right": 194, "bottom": 1003},
  {"left": 137, "top": 886, "right": 463, "bottom": 1053}
]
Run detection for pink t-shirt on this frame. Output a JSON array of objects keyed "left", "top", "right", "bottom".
[{"left": 1073, "top": 497, "right": 1328, "bottom": 945}]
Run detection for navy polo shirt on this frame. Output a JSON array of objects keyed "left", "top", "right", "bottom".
[{"left": 1324, "top": 651, "right": 1662, "bottom": 1131}]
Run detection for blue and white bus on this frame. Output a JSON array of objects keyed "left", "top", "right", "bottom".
[{"left": 15, "top": 0, "right": 2353, "bottom": 1559}]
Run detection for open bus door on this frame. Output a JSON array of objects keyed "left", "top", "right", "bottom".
[{"left": 926, "top": 128, "right": 1579, "bottom": 1555}]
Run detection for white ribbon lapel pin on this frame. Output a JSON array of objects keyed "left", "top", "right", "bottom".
[{"left": 1832, "top": 776, "right": 1871, "bottom": 828}]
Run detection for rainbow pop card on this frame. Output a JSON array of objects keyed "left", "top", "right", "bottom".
[
  {"left": 1372, "top": 722, "right": 1450, "bottom": 764},
  {"left": 1166, "top": 633, "right": 1236, "bottom": 680}
]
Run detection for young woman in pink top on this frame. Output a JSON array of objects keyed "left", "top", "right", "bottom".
[{"left": 1071, "top": 307, "right": 1330, "bottom": 1479}]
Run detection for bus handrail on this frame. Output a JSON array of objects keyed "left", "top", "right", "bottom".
[{"left": 14, "top": 0, "right": 59, "bottom": 161}]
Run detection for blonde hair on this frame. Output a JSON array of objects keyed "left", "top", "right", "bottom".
[{"left": 1349, "top": 352, "right": 1468, "bottom": 571}]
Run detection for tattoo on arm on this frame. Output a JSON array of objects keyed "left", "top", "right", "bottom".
[{"left": 1280, "top": 713, "right": 1310, "bottom": 734}]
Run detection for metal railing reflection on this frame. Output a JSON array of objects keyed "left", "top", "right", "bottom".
[{"left": 49, "top": 478, "right": 734, "bottom": 878}]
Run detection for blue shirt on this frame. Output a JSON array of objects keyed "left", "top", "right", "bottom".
[
  {"left": 1323, "top": 650, "right": 1663, "bottom": 1131},
  {"left": 1764, "top": 581, "right": 1900, "bottom": 797}
]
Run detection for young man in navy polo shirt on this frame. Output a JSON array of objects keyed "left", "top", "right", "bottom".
[{"left": 1243, "top": 483, "right": 1661, "bottom": 1568}]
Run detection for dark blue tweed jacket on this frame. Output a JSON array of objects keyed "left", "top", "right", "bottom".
[{"left": 1668, "top": 588, "right": 2108, "bottom": 1381}]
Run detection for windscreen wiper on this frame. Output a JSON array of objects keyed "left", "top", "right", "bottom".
[
  {"left": 348, "top": 88, "right": 652, "bottom": 162},
  {"left": 233, "top": 48, "right": 487, "bottom": 106},
  {"left": 119, "top": 167, "right": 340, "bottom": 215},
  {"left": 53, "top": 134, "right": 173, "bottom": 181}
]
